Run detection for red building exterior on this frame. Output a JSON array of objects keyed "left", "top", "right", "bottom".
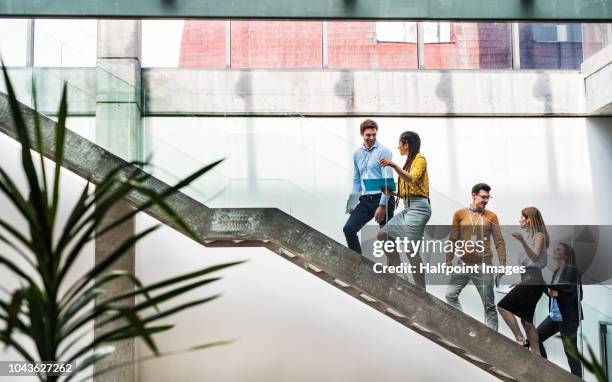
[{"left": 179, "top": 20, "right": 592, "bottom": 70}]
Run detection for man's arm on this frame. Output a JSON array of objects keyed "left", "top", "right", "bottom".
[
  {"left": 352, "top": 151, "right": 362, "bottom": 194},
  {"left": 490, "top": 214, "right": 506, "bottom": 267}
]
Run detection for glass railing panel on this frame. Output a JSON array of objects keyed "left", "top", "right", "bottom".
[
  {"left": 602, "top": 321, "right": 612, "bottom": 380},
  {"left": 33, "top": 19, "right": 97, "bottom": 67},
  {"left": 0, "top": 19, "right": 29, "bottom": 66},
  {"left": 580, "top": 298, "right": 612, "bottom": 381}
]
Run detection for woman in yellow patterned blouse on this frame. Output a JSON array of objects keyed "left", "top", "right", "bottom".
[{"left": 378, "top": 131, "right": 431, "bottom": 288}]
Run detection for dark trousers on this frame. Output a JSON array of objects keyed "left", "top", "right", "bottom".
[
  {"left": 343, "top": 194, "right": 395, "bottom": 254},
  {"left": 537, "top": 316, "right": 582, "bottom": 377}
]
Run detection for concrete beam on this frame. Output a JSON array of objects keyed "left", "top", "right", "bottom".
[
  {"left": 144, "top": 69, "right": 587, "bottom": 116},
  {"left": 0, "top": 67, "right": 598, "bottom": 116},
  {"left": 2, "top": 0, "right": 612, "bottom": 21},
  {"left": 0, "top": 92, "right": 581, "bottom": 382},
  {"left": 583, "top": 44, "right": 612, "bottom": 115}
]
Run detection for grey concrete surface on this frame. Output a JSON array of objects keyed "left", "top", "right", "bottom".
[
  {"left": 92, "top": 19, "right": 143, "bottom": 382},
  {"left": 1, "top": 67, "right": 595, "bottom": 117}
]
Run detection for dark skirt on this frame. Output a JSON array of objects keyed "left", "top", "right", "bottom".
[{"left": 497, "top": 267, "right": 545, "bottom": 324}]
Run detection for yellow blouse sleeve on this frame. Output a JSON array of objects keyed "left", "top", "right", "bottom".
[{"left": 409, "top": 155, "right": 427, "bottom": 180}]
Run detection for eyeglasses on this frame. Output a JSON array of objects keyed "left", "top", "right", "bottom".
[{"left": 477, "top": 194, "right": 492, "bottom": 201}]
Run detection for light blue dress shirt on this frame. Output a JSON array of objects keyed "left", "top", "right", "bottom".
[
  {"left": 550, "top": 298, "right": 563, "bottom": 322},
  {"left": 352, "top": 140, "right": 394, "bottom": 206}
]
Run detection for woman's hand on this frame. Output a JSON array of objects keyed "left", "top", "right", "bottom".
[
  {"left": 511, "top": 232, "right": 525, "bottom": 242},
  {"left": 381, "top": 189, "right": 397, "bottom": 197},
  {"left": 379, "top": 158, "right": 395, "bottom": 169},
  {"left": 547, "top": 288, "right": 559, "bottom": 297}
]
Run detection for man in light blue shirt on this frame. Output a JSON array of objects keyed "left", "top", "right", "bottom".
[{"left": 343, "top": 119, "right": 396, "bottom": 254}]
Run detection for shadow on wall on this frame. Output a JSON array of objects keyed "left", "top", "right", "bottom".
[
  {"left": 335, "top": 70, "right": 356, "bottom": 171},
  {"left": 436, "top": 71, "right": 460, "bottom": 202},
  {"left": 534, "top": 72, "right": 561, "bottom": 193},
  {"left": 237, "top": 71, "right": 258, "bottom": 193},
  {"left": 586, "top": 117, "right": 612, "bottom": 224}
]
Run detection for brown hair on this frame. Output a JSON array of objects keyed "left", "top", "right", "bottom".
[
  {"left": 360, "top": 119, "right": 378, "bottom": 134},
  {"left": 521, "top": 207, "right": 550, "bottom": 248},
  {"left": 557, "top": 242, "right": 577, "bottom": 266}
]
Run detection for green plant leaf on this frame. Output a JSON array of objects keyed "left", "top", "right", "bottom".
[
  {"left": 4, "top": 289, "right": 25, "bottom": 346},
  {"left": 64, "top": 345, "right": 115, "bottom": 381},
  {"left": 96, "top": 158, "right": 223, "bottom": 241},
  {"left": 77, "top": 339, "right": 234, "bottom": 382},
  {"left": 59, "top": 270, "right": 154, "bottom": 324},
  {"left": 88, "top": 225, "right": 160, "bottom": 280},
  {"left": 0, "top": 331, "right": 36, "bottom": 363},
  {"left": 0, "top": 299, "right": 29, "bottom": 334},
  {"left": 30, "top": 82, "right": 49, "bottom": 214},
  {"left": 58, "top": 167, "right": 151, "bottom": 254},
  {"left": 0, "top": 231, "right": 36, "bottom": 269},
  {"left": 0, "top": 254, "right": 35, "bottom": 286},
  {"left": 563, "top": 335, "right": 607, "bottom": 382},
  {"left": 59, "top": 288, "right": 105, "bottom": 326},
  {"left": 60, "top": 263, "right": 240, "bottom": 354},
  {"left": 61, "top": 224, "right": 159, "bottom": 308},
  {"left": 54, "top": 181, "right": 90, "bottom": 259},
  {"left": 49, "top": 83, "right": 68, "bottom": 234},
  {"left": 586, "top": 342, "right": 608, "bottom": 381},
  {"left": 97, "top": 277, "right": 222, "bottom": 329},
  {"left": 67, "top": 323, "right": 174, "bottom": 364},
  {"left": 1, "top": 65, "right": 51, "bottom": 256},
  {"left": 55, "top": 161, "right": 146, "bottom": 256},
  {"left": 136, "top": 295, "right": 220, "bottom": 327},
  {"left": 0, "top": 168, "right": 40, "bottom": 233},
  {"left": 24, "top": 284, "right": 50, "bottom": 360},
  {"left": 96, "top": 261, "right": 243, "bottom": 310},
  {"left": 0, "top": 216, "right": 33, "bottom": 251}
]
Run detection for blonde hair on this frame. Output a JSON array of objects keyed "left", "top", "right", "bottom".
[{"left": 521, "top": 207, "right": 550, "bottom": 248}]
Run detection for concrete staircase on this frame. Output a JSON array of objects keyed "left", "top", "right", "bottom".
[{"left": 0, "top": 92, "right": 580, "bottom": 382}]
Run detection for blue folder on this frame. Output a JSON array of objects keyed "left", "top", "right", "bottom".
[{"left": 363, "top": 178, "right": 397, "bottom": 192}]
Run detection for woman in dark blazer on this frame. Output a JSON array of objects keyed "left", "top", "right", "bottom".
[{"left": 537, "top": 242, "right": 583, "bottom": 377}]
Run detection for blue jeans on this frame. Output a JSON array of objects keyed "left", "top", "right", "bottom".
[{"left": 343, "top": 193, "right": 395, "bottom": 254}]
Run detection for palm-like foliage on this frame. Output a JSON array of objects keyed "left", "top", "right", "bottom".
[
  {"left": 0, "top": 65, "right": 242, "bottom": 381},
  {"left": 563, "top": 336, "right": 607, "bottom": 382}
]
